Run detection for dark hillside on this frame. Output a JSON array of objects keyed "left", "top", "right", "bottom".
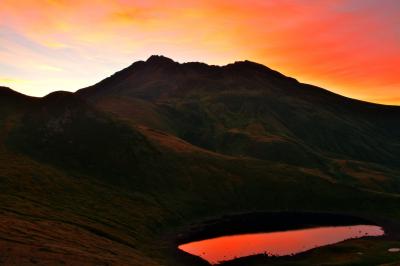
[
  {"left": 78, "top": 56, "right": 400, "bottom": 168},
  {"left": 5, "top": 91, "right": 162, "bottom": 188}
]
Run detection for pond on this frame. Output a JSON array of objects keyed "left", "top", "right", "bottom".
[
  {"left": 178, "top": 224, "right": 384, "bottom": 264},
  {"left": 177, "top": 212, "right": 384, "bottom": 265}
]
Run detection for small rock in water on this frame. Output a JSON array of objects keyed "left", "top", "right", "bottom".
[{"left": 388, "top": 248, "right": 400, "bottom": 253}]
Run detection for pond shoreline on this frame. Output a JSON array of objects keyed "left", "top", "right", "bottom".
[
  {"left": 174, "top": 211, "right": 393, "bottom": 265},
  {"left": 176, "top": 212, "right": 377, "bottom": 245}
]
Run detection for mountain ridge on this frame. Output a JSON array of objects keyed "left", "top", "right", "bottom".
[
  {"left": 76, "top": 55, "right": 399, "bottom": 108},
  {"left": 72, "top": 55, "right": 400, "bottom": 170}
]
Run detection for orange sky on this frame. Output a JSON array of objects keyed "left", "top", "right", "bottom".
[{"left": 1, "top": 0, "right": 399, "bottom": 105}]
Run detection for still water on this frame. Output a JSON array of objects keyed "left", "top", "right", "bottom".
[{"left": 178, "top": 225, "right": 384, "bottom": 264}]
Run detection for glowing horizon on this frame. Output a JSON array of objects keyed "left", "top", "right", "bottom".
[{"left": 1, "top": 0, "right": 399, "bottom": 105}]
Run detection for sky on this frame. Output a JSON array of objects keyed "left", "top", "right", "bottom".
[{"left": 0, "top": 0, "right": 399, "bottom": 105}]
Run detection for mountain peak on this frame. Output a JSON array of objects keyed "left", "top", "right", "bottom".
[
  {"left": 146, "top": 55, "right": 176, "bottom": 65},
  {"left": 226, "top": 60, "right": 275, "bottom": 72},
  {"left": 0, "top": 86, "right": 31, "bottom": 99},
  {"left": 0, "top": 86, "right": 14, "bottom": 93}
]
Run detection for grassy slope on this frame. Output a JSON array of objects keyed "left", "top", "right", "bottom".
[{"left": 2, "top": 122, "right": 400, "bottom": 265}]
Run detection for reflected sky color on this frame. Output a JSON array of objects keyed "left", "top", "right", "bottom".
[
  {"left": 178, "top": 225, "right": 384, "bottom": 264},
  {"left": 0, "top": 0, "right": 399, "bottom": 104}
]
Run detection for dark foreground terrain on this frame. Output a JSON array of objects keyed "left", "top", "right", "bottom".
[{"left": 0, "top": 56, "right": 399, "bottom": 265}]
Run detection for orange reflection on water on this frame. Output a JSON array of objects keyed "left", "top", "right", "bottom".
[{"left": 178, "top": 225, "right": 384, "bottom": 264}]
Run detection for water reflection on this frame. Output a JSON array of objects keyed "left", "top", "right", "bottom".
[{"left": 178, "top": 225, "right": 384, "bottom": 264}]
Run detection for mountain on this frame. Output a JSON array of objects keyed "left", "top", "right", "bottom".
[
  {"left": 78, "top": 55, "right": 400, "bottom": 191},
  {"left": 79, "top": 56, "right": 400, "bottom": 165},
  {"left": 0, "top": 57, "right": 400, "bottom": 265}
]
